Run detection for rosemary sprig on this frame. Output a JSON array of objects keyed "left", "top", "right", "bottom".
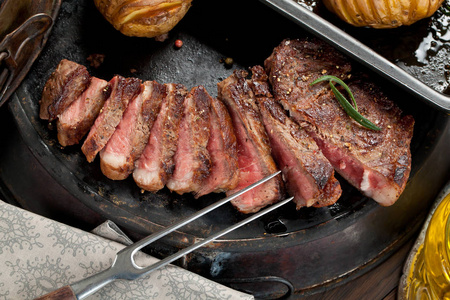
[
  {"left": 310, "top": 75, "right": 381, "bottom": 131},
  {"left": 311, "top": 75, "right": 358, "bottom": 110}
]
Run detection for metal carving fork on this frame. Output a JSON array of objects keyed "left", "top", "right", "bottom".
[{"left": 35, "top": 171, "right": 292, "bottom": 300}]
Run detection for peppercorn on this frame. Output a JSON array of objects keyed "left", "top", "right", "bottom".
[
  {"left": 224, "top": 57, "right": 234, "bottom": 68},
  {"left": 174, "top": 39, "right": 183, "bottom": 49}
]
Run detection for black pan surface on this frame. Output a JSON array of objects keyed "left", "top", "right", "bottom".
[{"left": 3, "top": 0, "right": 450, "bottom": 297}]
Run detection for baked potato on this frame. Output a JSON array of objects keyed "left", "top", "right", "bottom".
[
  {"left": 93, "top": 0, "right": 192, "bottom": 38},
  {"left": 322, "top": 0, "right": 445, "bottom": 28}
]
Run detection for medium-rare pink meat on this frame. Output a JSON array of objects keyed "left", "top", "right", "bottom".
[
  {"left": 81, "top": 75, "right": 141, "bottom": 163},
  {"left": 250, "top": 65, "right": 342, "bottom": 209},
  {"left": 217, "top": 70, "right": 284, "bottom": 214},
  {"left": 100, "top": 81, "right": 166, "bottom": 180},
  {"left": 56, "top": 77, "right": 110, "bottom": 147},
  {"left": 195, "top": 95, "right": 239, "bottom": 198},
  {"left": 265, "top": 38, "right": 415, "bottom": 206},
  {"left": 40, "top": 59, "right": 90, "bottom": 121},
  {"left": 166, "top": 86, "right": 212, "bottom": 194},
  {"left": 133, "top": 83, "right": 187, "bottom": 192}
]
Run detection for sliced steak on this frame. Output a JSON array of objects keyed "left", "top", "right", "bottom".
[
  {"left": 56, "top": 77, "right": 111, "bottom": 147},
  {"left": 265, "top": 38, "right": 414, "bottom": 206},
  {"left": 81, "top": 75, "right": 142, "bottom": 163},
  {"left": 195, "top": 95, "right": 239, "bottom": 198},
  {"left": 218, "top": 70, "right": 283, "bottom": 214},
  {"left": 133, "top": 83, "right": 187, "bottom": 192},
  {"left": 100, "top": 81, "right": 166, "bottom": 180},
  {"left": 166, "top": 86, "right": 212, "bottom": 194},
  {"left": 250, "top": 65, "right": 341, "bottom": 209},
  {"left": 40, "top": 59, "right": 91, "bottom": 121}
]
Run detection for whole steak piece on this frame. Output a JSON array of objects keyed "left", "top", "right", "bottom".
[
  {"left": 100, "top": 81, "right": 166, "bottom": 180},
  {"left": 265, "top": 39, "right": 415, "bottom": 206},
  {"left": 218, "top": 69, "right": 284, "bottom": 214},
  {"left": 40, "top": 59, "right": 90, "bottom": 121},
  {"left": 250, "top": 65, "right": 342, "bottom": 209},
  {"left": 81, "top": 75, "right": 142, "bottom": 163},
  {"left": 133, "top": 83, "right": 187, "bottom": 192}
]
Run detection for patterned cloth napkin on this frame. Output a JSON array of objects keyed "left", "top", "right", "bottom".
[{"left": 0, "top": 200, "right": 254, "bottom": 299}]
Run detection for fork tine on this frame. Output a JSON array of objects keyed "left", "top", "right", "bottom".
[
  {"left": 137, "top": 196, "right": 293, "bottom": 276},
  {"left": 131, "top": 170, "right": 282, "bottom": 252}
]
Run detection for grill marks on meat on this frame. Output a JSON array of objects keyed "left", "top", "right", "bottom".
[
  {"left": 166, "top": 86, "right": 212, "bottom": 194},
  {"left": 265, "top": 39, "right": 414, "bottom": 206},
  {"left": 81, "top": 75, "right": 142, "bottom": 163},
  {"left": 40, "top": 59, "right": 90, "bottom": 121},
  {"left": 100, "top": 81, "right": 166, "bottom": 180},
  {"left": 195, "top": 96, "right": 239, "bottom": 198},
  {"left": 57, "top": 77, "right": 111, "bottom": 147},
  {"left": 133, "top": 83, "right": 187, "bottom": 192},
  {"left": 218, "top": 69, "right": 283, "bottom": 214},
  {"left": 250, "top": 65, "right": 342, "bottom": 209}
]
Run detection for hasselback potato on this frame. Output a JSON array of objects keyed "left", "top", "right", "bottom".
[
  {"left": 322, "top": 0, "right": 445, "bottom": 28},
  {"left": 93, "top": 0, "right": 192, "bottom": 38}
]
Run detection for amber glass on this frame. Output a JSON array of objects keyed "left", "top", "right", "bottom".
[{"left": 406, "top": 193, "right": 450, "bottom": 299}]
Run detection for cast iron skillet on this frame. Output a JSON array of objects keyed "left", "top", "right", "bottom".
[{"left": 5, "top": 0, "right": 450, "bottom": 298}]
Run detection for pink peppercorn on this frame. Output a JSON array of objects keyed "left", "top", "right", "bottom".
[{"left": 174, "top": 39, "right": 183, "bottom": 48}]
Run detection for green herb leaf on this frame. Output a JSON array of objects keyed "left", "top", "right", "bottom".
[
  {"left": 310, "top": 75, "right": 358, "bottom": 110},
  {"left": 329, "top": 82, "right": 381, "bottom": 131},
  {"left": 310, "top": 75, "right": 381, "bottom": 131}
]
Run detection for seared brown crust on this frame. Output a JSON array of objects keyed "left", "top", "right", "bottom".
[
  {"left": 160, "top": 84, "right": 187, "bottom": 178},
  {"left": 131, "top": 81, "right": 166, "bottom": 165},
  {"left": 100, "top": 81, "right": 166, "bottom": 180},
  {"left": 218, "top": 69, "right": 283, "bottom": 214},
  {"left": 40, "top": 59, "right": 90, "bottom": 121},
  {"left": 195, "top": 95, "right": 239, "bottom": 197},
  {"left": 251, "top": 65, "right": 342, "bottom": 209},
  {"left": 265, "top": 38, "right": 414, "bottom": 206},
  {"left": 56, "top": 77, "right": 111, "bottom": 147},
  {"left": 210, "top": 97, "right": 239, "bottom": 189},
  {"left": 133, "top": 83, "right": 187, "bottom": 191},
  {"left": 81, "top": 75, "right": 141, "bottom": 163},
  {"left": 342, "top": 79, "right": 414, "bottom": 188},
  {"left": 166, "top": 86, "right": 212, "bottom": 194},
  {"left": 264, "top": 39, "right": 352, "bottom": 117}
]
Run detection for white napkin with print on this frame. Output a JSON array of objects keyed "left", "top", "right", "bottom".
[{"left": 0, "top": 200, "right": 254, "bottom": 300}]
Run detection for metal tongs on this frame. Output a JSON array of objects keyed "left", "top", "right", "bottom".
[
  {"left": 0, "top": 13, "right": 53, "bottom": 108},
  {"left": 35, "top": 171, "right": 292, "bottom": 300}
]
